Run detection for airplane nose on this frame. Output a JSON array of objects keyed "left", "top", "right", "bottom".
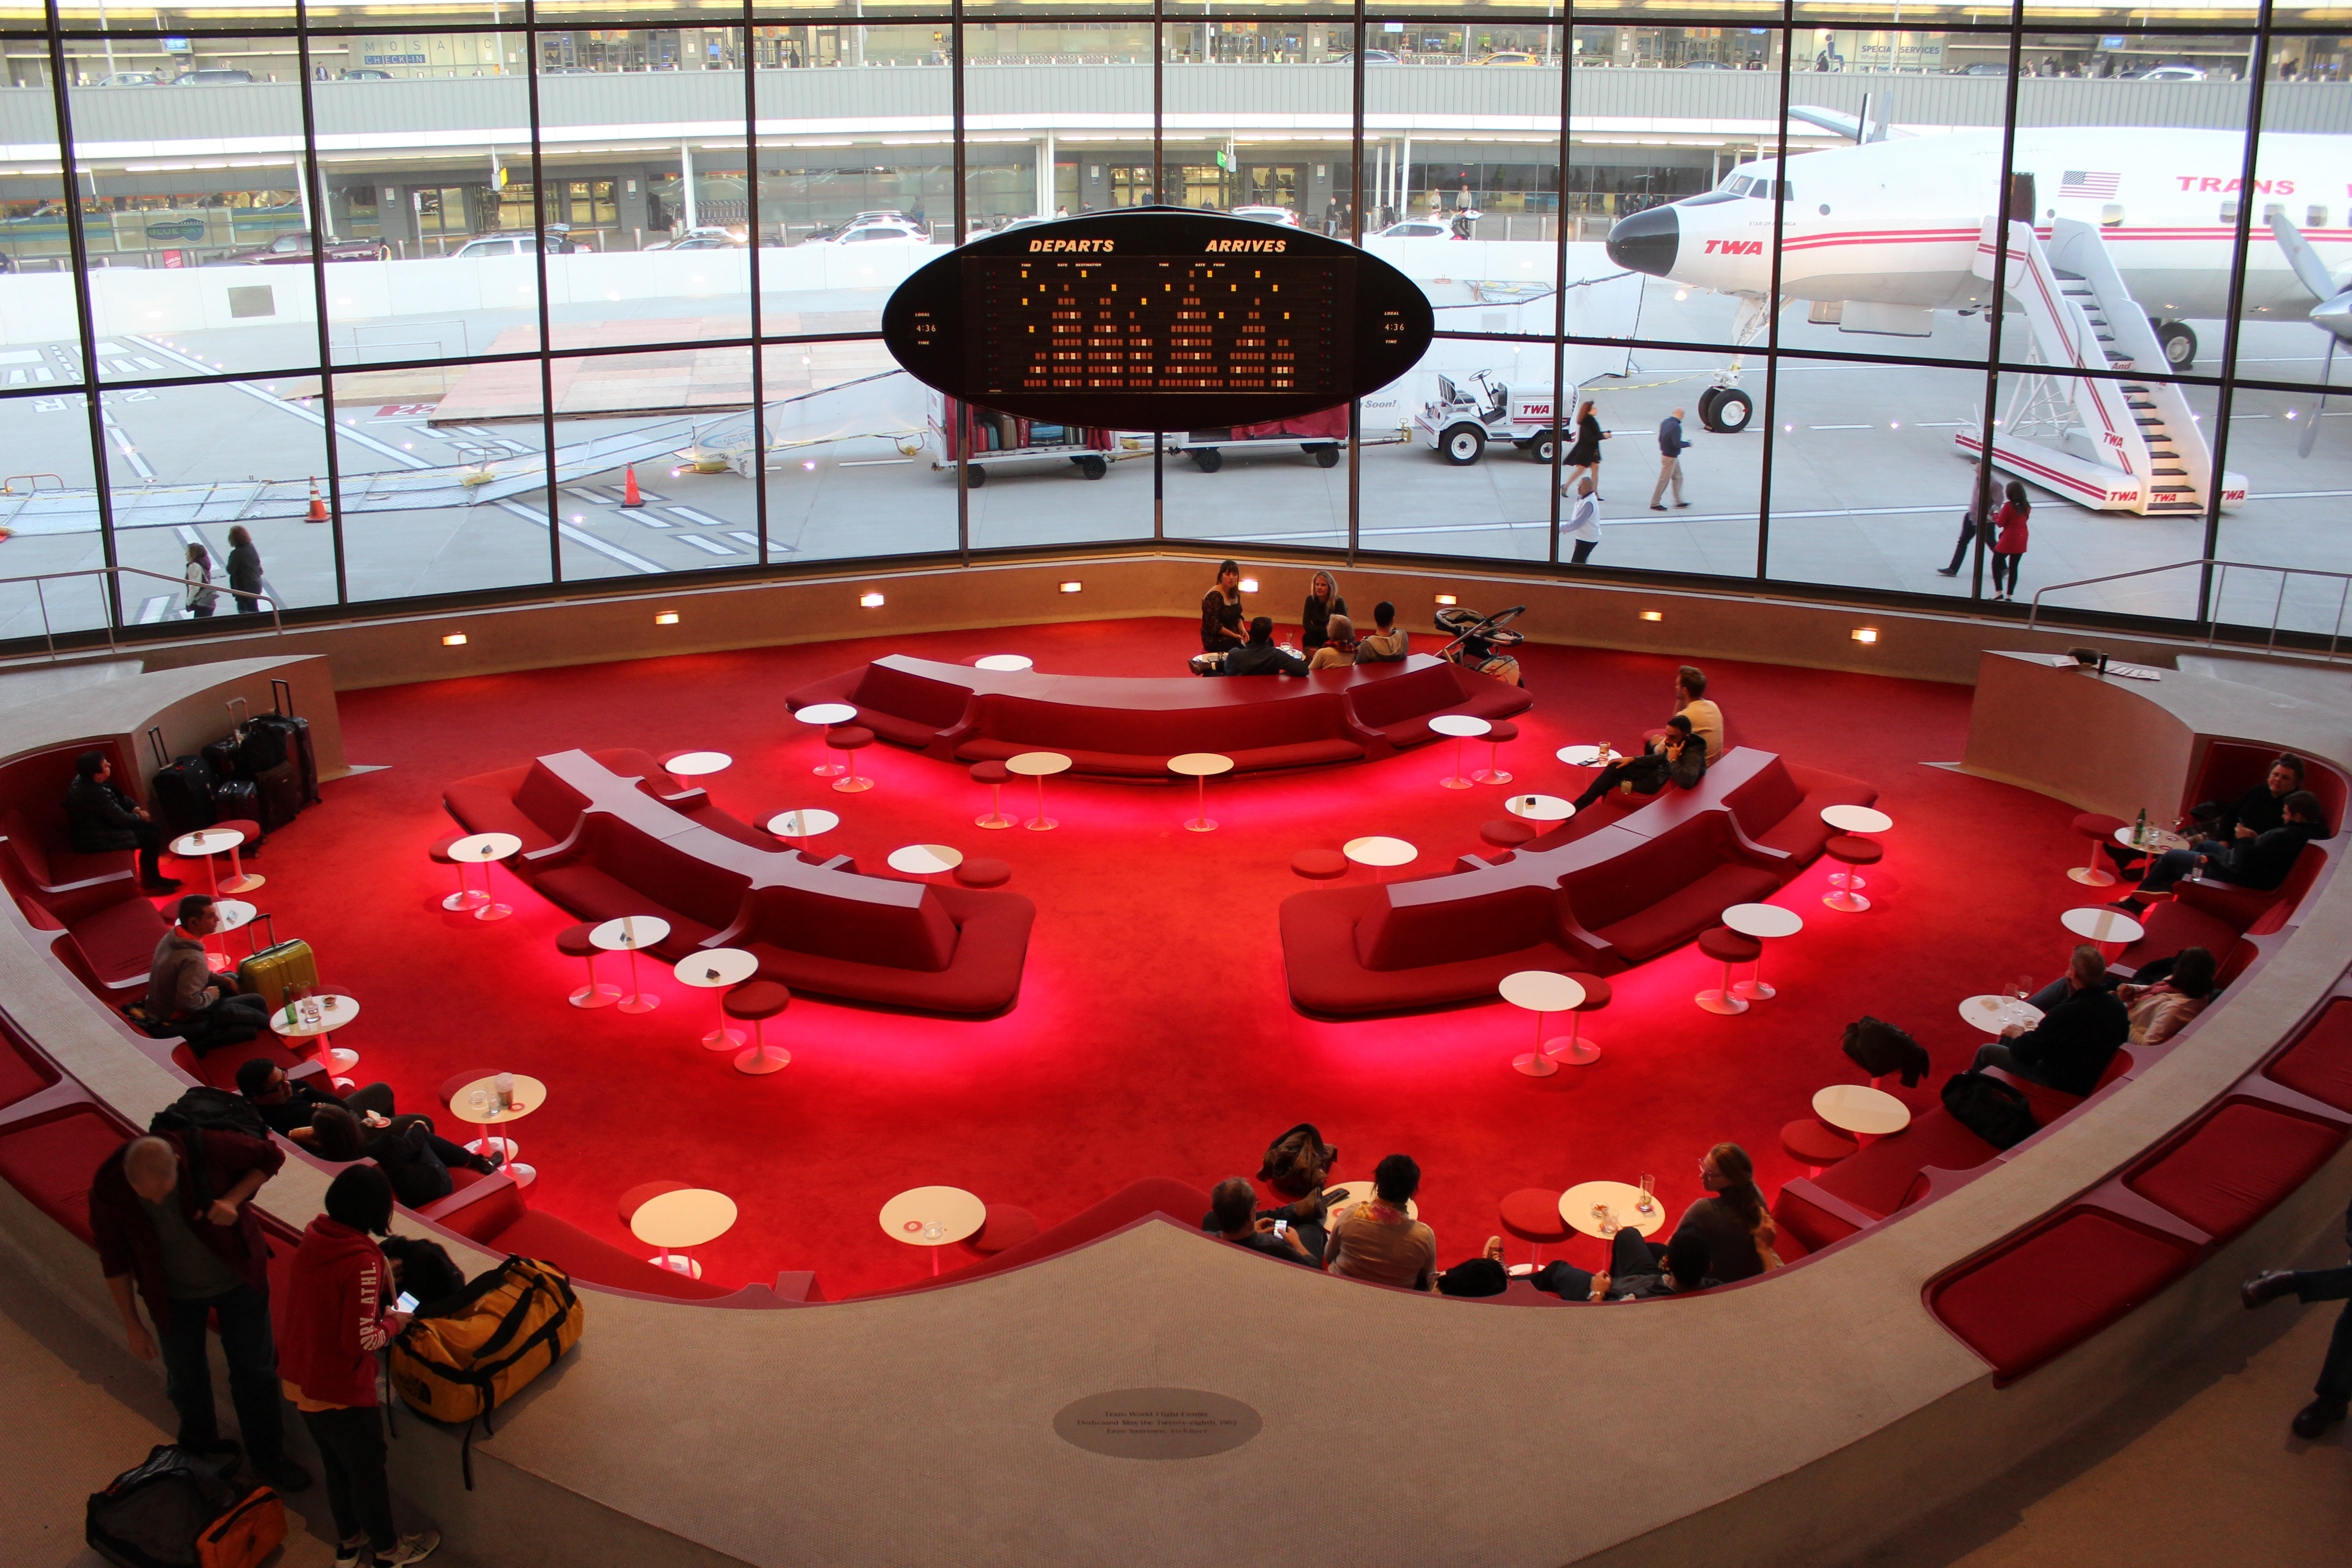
[{"left": 1606, "top": 206, "right": 1679, "bottom": 277}]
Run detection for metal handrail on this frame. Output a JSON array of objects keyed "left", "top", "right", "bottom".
[
  {"left": 0, "top": 567, "right": 281, "bottom": 663},
  {"left": 2026, "top": 558, "right": 2352, "bottom": 659}
]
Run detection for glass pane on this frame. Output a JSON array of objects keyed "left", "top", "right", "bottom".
[
  {"left": 330, "top": 369, "right": 554, "bottom": 603},
  {"left": 0, "top": 390, "right": 108, "bottom": 641},
  {"left": 105, "top": 381, "right": 336, "bottom": 613},
  {"left": 2245, "top": 37, "right": 2348, "bottom": 397}
]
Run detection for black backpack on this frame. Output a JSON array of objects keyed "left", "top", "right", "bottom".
[
  {"left": 85, "top": 1443, "right": 284, "bottom": 1568},
  {"left": 1940, "top": 1071, "right": 2041, "bottom": 1151},
  {"left": 148, "top": 1088, "right": 270, "bottom": 1206}
]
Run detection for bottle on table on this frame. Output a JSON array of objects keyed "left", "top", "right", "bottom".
[{"left": 2133, "top": 808, "right": 2148, "bottom": 848}]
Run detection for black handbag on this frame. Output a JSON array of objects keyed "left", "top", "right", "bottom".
[
  {"left": 1940, "top": 1071, "right": 2040, "bottom": 1151},
  {"left": 1842, "top": 1015, "right": 1930, "bottom": 1087}
]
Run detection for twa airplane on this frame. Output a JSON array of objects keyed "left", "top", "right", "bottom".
[{"left": 1604, "top": 124, "right": 2348, "bottom": 440}]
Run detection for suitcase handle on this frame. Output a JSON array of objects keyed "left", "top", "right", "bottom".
[
  {"left": 271, "top": 677, "right": 296, "bottom": 719},
  {"left": 245, "top": 911, "right": 274, "bottom": 958},
  {"left": 227, "top": 695, "right": 249, "bottom": 732},
  {"left": 146, "top": 725, "right": 167, "bottom": 768}
]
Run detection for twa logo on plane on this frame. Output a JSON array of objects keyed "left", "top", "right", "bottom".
[{"left": 1703, "top": 240, "right": 1764, "bottom": 255}]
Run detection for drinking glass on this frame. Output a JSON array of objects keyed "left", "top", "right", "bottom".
[
  {"left": 1637, "top": 1174, "right": 1656, "bottom": 1215},
  {"left": 1595, "top": 1204, "right": 1617, "bottom": 1236},
  {"left": 468, "top": 1089, "right": 489, "bottom": 1118}
]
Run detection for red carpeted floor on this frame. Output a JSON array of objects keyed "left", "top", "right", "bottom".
[{"left": 202, "top": 618, "right": 2096, "bottom": 1298}]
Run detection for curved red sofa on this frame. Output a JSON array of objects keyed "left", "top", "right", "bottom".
[
  {"left": 783, "top": 654, "right": 1533, "bottom": 778},
  {"left": 1279, "top": 749, "right": 1875, "bottom": 1014},
  {"left": 444, "top": 747, "right": 1034, "bottom": 1015}
]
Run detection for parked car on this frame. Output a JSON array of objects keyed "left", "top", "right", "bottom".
[
  {"left": 1946, "top": 62, "right": 2009, "bottom": 76},
  {"left": 2134, "top": 64, "right": 2209, "bottom": 81},
  {"left": 93, "top": 72, "right": 163, "bottom": 87},
  {"left": 799, "top": 218, "right": 928, "bottom": 246},
  {"left": 1680, "top": 59, "right": 1735, "bottom": 70},
  {"left": 339, "top": 69, "right": 393, "bottom": 81},
  {"left": 1474, "top": 53, "right": 1545, "bottom": 67},
  {"left": 1229, "top": 206, "right": 1301, "bottom": 226},
  {"left": 171, "top": 69, "right": 255, "bottom": 86},
  {"left": 1372, "top": 219, "right": 1464, "bottom": 240},
  {"left": 645, "top": 225, "right": 741, "bottom": 251},
  {"left": 216, "top": 230, "right": 390, "bottom": 265},
  {"left": 1325, "top": 51, "right": 1402, "bottom": 66},
  {"left": 450, "top": 231, "right": 584, "bottom": 258},
  {"left": 964, "top": 215, "right": 1050, "bottom": 241}
]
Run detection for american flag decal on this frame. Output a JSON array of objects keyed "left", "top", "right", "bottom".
[{"left": 2059, "top": 171, "right": 2122, "bottom": 200}]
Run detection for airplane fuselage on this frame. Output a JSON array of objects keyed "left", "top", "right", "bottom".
[{"left": 1608, "top": 126, "right": 2349, "bottom": 326}]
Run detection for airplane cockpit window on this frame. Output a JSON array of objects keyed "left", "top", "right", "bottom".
[{"left": 1730, "top": 178, "right": 1795, "bottom": 201}]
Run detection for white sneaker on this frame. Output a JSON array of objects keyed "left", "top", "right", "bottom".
[
  {"left": 333, "top": 1543, "right": 366, "bottom": 1568},
  {"left": 374, "top": 1533, "right": 441, "bottom": 1567}
]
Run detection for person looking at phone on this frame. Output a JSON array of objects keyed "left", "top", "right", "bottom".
[
  {"left": 1569, "top": 713, "right": 1706, "bottom": 812},
  {"left": 1205, "top": 1178, "right": 1316, "bottom": 1266},
  {"left": 279, "top": 1165, "right": 443, "bottom": 1568}
]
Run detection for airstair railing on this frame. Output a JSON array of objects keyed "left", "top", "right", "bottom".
[{"left": 2026, "top": 559, "right": 2352, "bottom": 659}]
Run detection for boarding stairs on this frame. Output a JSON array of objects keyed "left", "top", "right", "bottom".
[{"left": 1957, "top": 216, "right": 2243, "bottom": 515}]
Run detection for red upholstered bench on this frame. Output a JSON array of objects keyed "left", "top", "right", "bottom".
[
  {"left": 854, "top": 1178, "right": 1215, "bottom": 1299},
  {"left": 787, "top": 660, "right": 976, "bottom": 750},
  {"left": 0, "top": 1102, "right": 137, "bottom": 1247},
  {"left": 2123, "top": 1095, "right": 2351, "bottom": 1246},
  {"left": 1560, "top": 814, "right": 1782, "bottom": 969},
  {"left": 2266, "top": 998, "right": 2352, "bottom": 1112},
  {"left": 0, "top": 1019, "right": 61, "bottom": 1114},
  {"left": 1772, "top": 1107, "right": 2001, "bottom": 1255},
  {"left": 50, "top": 892, "right": 171, "bottom": 999},
  {"left": 1926, "top": 1206, "right": 2203, "bottom": 1384},
  {"left": 2112, "top": 846, "right": 2324, "bottom": 978},
  {"left": 1, "top": 807, "right": 137, "bottom": 923},
  {"left": 1722, "top": 757, "right": 1878, "bottom": 863}
]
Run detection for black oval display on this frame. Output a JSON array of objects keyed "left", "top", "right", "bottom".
[{"left": 882, "top": 207, "right": 1435, "bottom": 430}]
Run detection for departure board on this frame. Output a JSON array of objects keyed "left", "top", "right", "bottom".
[
  {"left": 963, "top": 254, "right": 1354, "bottom": 401},
  {"left": 882, "top": 207, "right": 1433, "bottom": 429}
]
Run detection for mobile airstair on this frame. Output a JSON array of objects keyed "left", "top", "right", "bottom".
[{"left": 1957, "top": 216, "right": 2244, "bottom": 515}]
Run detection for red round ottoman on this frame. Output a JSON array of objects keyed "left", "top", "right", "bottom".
[
  {"left": 428, "top": 829, "right": 482, "bottom": 913},
  {"left": 1780, "top": 1117, "right": 1859, "bottom": 1176},
  {"left": 1696, "top": 926, "right": 1762, "bottom": 1015},
  {"left": 1823, "top": 834, "right": 1882, "bottom": 913},
  {"left": 1475, "top": 719, "right": 1520, "bottom": 784},
  {"left": 723, "top": 980, "right": 792, "bottom": 1075},
  {"left": 966, "top": 1204, "right": 1040, "bottom": 1256},
  {"left": 618, "top": 1179, "right": 690, "bottom": 1226},
  {"left": 953, "top": 857, "right": 1012, "bottom": 889},
  {"left": 826, "top": 726, "right": 876, "bottom": 794},
  {"left": 1479, "top": 818, "right": 1537, "bottom": 849},
  {"left": 971, "top": 760, "right": 1015, "bottom": 828},
  {"left": 1291, "top": 848, "right": 1349, "bottom": 882},
  {"left": 556, "top": 921, "right": 619, "bottom": 1009},
  {"left": 2069, "top": 811, "right": 2128, "bottom": 888},
  {"left": 1499, "top": 1186, "right": 1572, "bottom": 1265}
]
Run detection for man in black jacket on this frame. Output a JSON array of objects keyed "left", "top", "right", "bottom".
[
  {"left": 1972, "top": 945, "right": 2129, "bottom": 1095},
  {"left": 2107, "top": 753, "right": 2303, "bottom": 877},
  {"left": 63, "top": 751, "right": 178, "bottom": 894},
  {"left": 1221, "top": 617, "right": 1308, "bottom": 677},
  {"left": 1569, "top": 714, "right": 1706, "bottom": 810},
  {"left": 2122, "top": 789, "right": 2328, "bottom": 907},
  {"left": 2241, "top": 1195, "right": 2352, "bottom": 1440},
  {"left": 1649, "top": 407, "right": 1691, "bottom": 510}
]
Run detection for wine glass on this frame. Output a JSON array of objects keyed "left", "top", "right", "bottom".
[
  {"left": 468, "top": 1089, "right": 490, "bottom": 1120},
  {"left": 1637, "top": 1174, "right": 1656, "bottom": 1215}
]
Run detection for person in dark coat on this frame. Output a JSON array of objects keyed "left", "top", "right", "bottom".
[
  {"left": 2122, "top": 789, "right": 2328, "bottom": 907},
  {"left": 1222, "top": 617, "right": 1308, "bottom": 677},
  {"left": 225, "top": 524, "right": 265, "bottom": 617},
  {"left": 1649, "top": 408, "right": 1690, "bottom": 510},
  {"left": 1972, "top": 945, "right": 2129, "bottom": 1095},
  {"left": 64, "top": 750, "right": 177, "bottom": 892},
  {"left": 1935, "top": 466, "right": 1998, "bottom": 578},
  {"left": 2241, "top": 1195, "right": 2352, "bottom": 1440},
  {"left": 2106, "top": 753, "right": 2303, "bottom": 879},
  {"left": 1570, "top": 714, "right": 1705, "bottom": 809},
  {"left": 1564, "top": 400, "right": 1608, "bottom": 498}
]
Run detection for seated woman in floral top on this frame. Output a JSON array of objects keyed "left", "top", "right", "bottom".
[{"left": 2117, "top": 945, "right": 2218, "bottom": 1046}]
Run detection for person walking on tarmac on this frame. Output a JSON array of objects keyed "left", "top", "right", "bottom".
[
  {"left": 1650, "top": 408, "right": 1691, "bottom": 511},
  {"left": 1935, "top": 466, "right": 1998, "bottom": 578},
  {"left": 1988, "top": 480, "right": 2033, "bottom": 601},
  {"left": 1564, "top": 400, "right": 1608, "bottom": 500},
  {"left": 1562, "top": 474, "right": 1603, "bottom": 565}
]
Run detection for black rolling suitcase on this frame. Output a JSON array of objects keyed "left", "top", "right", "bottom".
[
  {"left": 200, "top": 737, "right": 241, "bottom": 784},
  {"left": 146, "top": 730, "right": 218, "bottom": 837},
  {"left": 212, "top": 779, "right": 262, "bottom": 834},
  {"left": 246, "top": 679, "right": 319, "bottom": 807},
  {"left": 250, "top": 764, "right": 302, "bottom": 833}
]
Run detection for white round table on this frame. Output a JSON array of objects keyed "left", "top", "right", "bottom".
[
  {"left": 2113, "top": 823, "right": 2190, "bottom": 855},
  {"left": 2062, "top": 906, "right": 2144, "bottom": 950},
  {"left": 1959, "top": 994, "right": 2046, "bottom": 1035},
  {"left": 270, "top": 992, "right": 362, "bottom": 1079},
  {"left": 796, "top": 702, "right": 858, "bottom": 776},
  {"left": 630, "top": 1187, "right": 736, "bottom": 1278},
  {"left": 447, "top": 831, "right": 524, "bottom": 922},
  {"left": 887, "top": 843, "right": 964, "bottom": 877},
  {"left": 449, "top": 1072, "right": 544, "bottom": 1182},
  {"left": 204, "top": 897, "right": 256, "bottom": 974},
  {"left": 1006, "top": 752, "right": 1073, "bottom": 831},
  {"left": 975, "top": 654, "right": 1034, "bottom": 672},
  {"left": 1168, "top": 752, "right": 1235, "bottom": 833},
  {"left": 664, "top": 750, "right": 732, "bottom": 778},
  {"left": 1559, "top": 1180, "right": 1666, "bottom": 1240},
  {"left": 1343, "top": 835, "right": 1417, "bottom": 881},
  {"left": 1324, "top": 1178, "right": 1418, "bottom": 1224},
  {"left": 170, "top": 823, "right": 262, "bottom": 897},
  {"left": 765, "top": 807, "right": 840, "bottom": 846},
  {"left": 1822, "top": 804, "right": 1893, "bottom": 835},
  {"left": 2100, "top": 822, "right": 2187, "bottom": 886},
  {"left": 1499, "top": 969, "right": 1590, "bottom": 1075},
  {"left": 880, "top": 1185, "right": 987, "bottom": 1276},
  {"left": 673, "top": 947, "right": 760, "bottom": 1050},
  {"left": 1555, "top": 745, "right": 1622, "bottom": 769},
  {"left": 591, "top": 915, "right": 671, "bottom": 1013},
  {"left": 1505, "top": 793, "right": 1575, "bottom": 823},
  {"left": 1721, "top": 902, "right": 1803, "bottom": 1001},
  {"left": 1429, "top": 713, "right": 1492, "bottom": 789},
  {"left": 1813, "top": 1083, "right": 1913, "bottom": 1138}
]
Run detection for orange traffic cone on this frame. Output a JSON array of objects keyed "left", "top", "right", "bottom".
[
  {"left": 305, "top": 479, "right": 328, "bottom": 523},
  {"left": 623, "top": 466, "right": 642, "bottom": 507}
]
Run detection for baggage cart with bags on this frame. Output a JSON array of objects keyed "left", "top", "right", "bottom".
[{"left": 85, "top": 1443, "right": 285, "bottom": 1568}]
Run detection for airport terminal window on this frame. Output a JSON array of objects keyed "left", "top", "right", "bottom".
[{"left": 0, "top": 7, "right": 2345, "bottom": 643}]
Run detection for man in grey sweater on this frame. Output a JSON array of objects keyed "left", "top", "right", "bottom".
[{"left": 148, "top": 895, "right": 270, "bottom": 1054}]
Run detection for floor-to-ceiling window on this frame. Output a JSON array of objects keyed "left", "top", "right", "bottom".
[{"left": 2, "top": 3, "right": 2345, "bottom": 646}]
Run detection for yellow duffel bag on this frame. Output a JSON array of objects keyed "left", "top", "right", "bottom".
[{"left": 388, "top": 1257, "right": 584, "bottom": 1486}]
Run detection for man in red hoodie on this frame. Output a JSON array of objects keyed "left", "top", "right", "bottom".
[
  {"left": 280, "top": 1166, "right": 442, "bottom": 1568},
  {"left": 90, "top": 1127, "right": 309, "bottom": 1492}
]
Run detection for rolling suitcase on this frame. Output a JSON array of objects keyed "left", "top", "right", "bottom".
[
  {"left": 248, "top": 680, "right": 318, "bottom": 807},
  {"left": 147, "top": 731, "right": 218, "bottom": 838},
  {"left": 234, "top": 914, "right": 317, "bottom": 1014},
  {"left": 210, "top": 780, "right": 261, "bottom": 838},
  {"left": 250, "top": 762, "right": 302, "bottom": 834},
  {"left": 200, "top": 737, "right": 242, "bottom": 784}
]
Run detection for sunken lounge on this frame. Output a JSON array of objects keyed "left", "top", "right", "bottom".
[{"left": 3, "top": 556, "right": 2349, "bottom": 1568}]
